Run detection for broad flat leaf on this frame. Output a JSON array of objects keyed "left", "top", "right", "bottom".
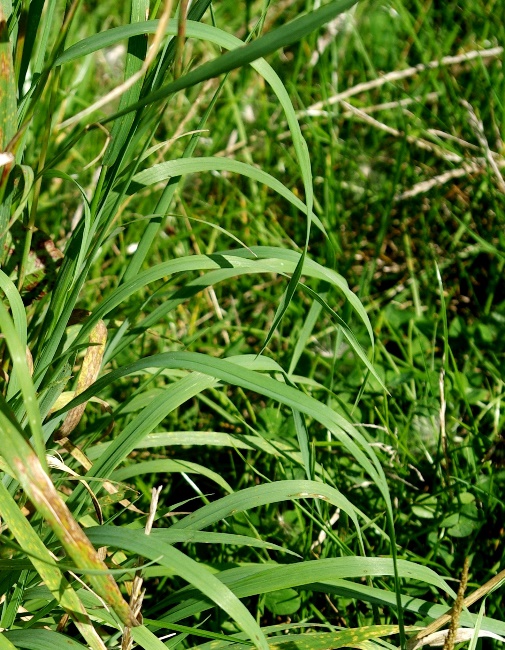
[
  {"left": 441, "top": 503, "right": 481, "bottom": 538},
  {"left": 192, "top": 626, "right": 412, "bottom": 650},
  {"left": 3, "top": 629, "right": 87, "bottom": 650},
  {"left": 264, "top": 589, "right": 301, "bottom": 616}
]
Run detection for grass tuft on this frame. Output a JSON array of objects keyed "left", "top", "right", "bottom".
[{"left": 0, "top": 0, "right": 504, "bottom": 649}]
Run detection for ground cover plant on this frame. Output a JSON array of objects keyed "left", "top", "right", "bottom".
[{"left": 0, "top": 0, "right": 504, "bottom": 648}]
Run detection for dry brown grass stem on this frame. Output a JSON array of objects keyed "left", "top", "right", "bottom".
[
  {"left": 395, "top": 164, "right": 481, "bottom": 201},
  {"left": 121, "top": 486, "right": 163, "bottom": 650},
  {"left": 462, "top": 99, "right": 505, "bottom": 193},
  {"left": 408, "top": 561, "right": 505, "bottom": 650}
]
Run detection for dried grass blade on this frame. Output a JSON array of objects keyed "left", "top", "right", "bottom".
[
  {"left": 0, "top": 401, "right": 137, "bottom": 628},
  {"left": 0, "top": 481, "right": 107, "bottom": 650}
]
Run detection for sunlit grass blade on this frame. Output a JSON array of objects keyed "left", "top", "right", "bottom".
[
  {"left": 261, "top": 254, "right": 306, "bottom": 354},
  {"left": 0, "top": 401, "right": 136, "bottom": 628},
  {"left": 112, "top": 458, "right": 234, "bottom": 493},
  {"left": 66, "top": 373, "right": 218, "bottom": 510},
  {"left": 130, "top": 625, "right": 174, "bottom": 650},
  {"left": 47, "top": 249, "right": 375, "bottom": 394},
  {"left": 3, "top": 629, "right": 88, "bottom": 649},
  {"left": 0, "top": 632, "right": 16, "bottom": 650},
  {"left": 102, "top": 0, "right": 149, "bottom": 167},
  {"left": 4, "top": 0, "right": 502, "bottom": 644},
  {"left": 151, "top": 571, "right": 505, "bottom": 637},
  {"left": 146, "top": 530, "right": 300, "bottom": 556},
  {"left": 54, "top": 352, "right": 387, "bottom": 498},
  {"left": 87, "top": 431, "right": 326, "bottom": 481},
  {"left": 102, "top": 250, "right": 364, "bottom": 364},
  {"left": 191, "top": 626, "right": 413, "bottom": 650},
  {"left": 82, "top": 534, "right": 457, "bottom": 622},
  {"left": 142, "top": 618, "right": 256, "bottom": 646},
  {"left": 170, "top": 480, "right": 363, "bottom": 548},
  {"left": 288, "top": 297, "right": 323, "bottom": 375},
  {"left": 0, "top": 300, "right": 45, "bottom": 467},
  {"left": 57, "top": 15, "right": 319, "bottom": 255},
  {"left": 99, "top": 0, "right": 358, "bottom": 122},
  {"left": 0, "top": 482, "right": 107, "bottom": 650},
  {"left": 128, "top": 157, "right": 317, "bottom": 227},
  {"left": 83, "top": 528, "right": 270, "bottom": 650}
]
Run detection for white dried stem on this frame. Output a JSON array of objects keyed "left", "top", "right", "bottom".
[
  {"left": 462, "top": 99, "right": 505, "bottom": 193},
  {"left": 309, "top": 9, "right": 355, "bottom": 66},
  {"left": 306, "top": 46, "right": 503, "bottom": 113},
  {"left": 310, "top": 508, "right": 340, "bottom": 551},
  {"left": 409, "top": 628, "right": 505, "bottom": 650},
  {"left": 340, "top": 100, "right": 464, "bottom": 163},
  {"left": 345, "top": 92, "right": 439, "bottom": 116},
  {"left": 395, "top": 164, "right": 480, "bottom": 201},
  {"left": 121, "top": 486, "right": 162, "bottom": 650}
]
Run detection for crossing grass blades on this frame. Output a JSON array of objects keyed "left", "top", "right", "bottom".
[{"left": 0, "top": 0, "right": 504, "bottom": 649}]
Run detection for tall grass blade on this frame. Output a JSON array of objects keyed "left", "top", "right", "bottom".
[
  {"left": 101, "top": 0, "right": 359, "bottom": 121},
  {"left": 0, "top": 402, "right": 137, "bottom": 628},
  {"left": 0, "top": 482, "right": 107, "bottom": 650}
]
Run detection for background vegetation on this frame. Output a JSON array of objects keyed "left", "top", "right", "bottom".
[{"left": 0, "top": 0, "right": 504, "bottom": 648}]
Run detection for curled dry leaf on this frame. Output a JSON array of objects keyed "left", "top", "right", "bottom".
[
  {"left": 26, "top": 345, "right": 33, "bottom": 375},
  {"left": 47, "top": 454, "right": 104, "bottom": 524},
  {"left": 54, "top": 319, "right": 144, "bottom": 517},
  {"left": 57, "top": 319, "right": 107, "bottom": 438}
]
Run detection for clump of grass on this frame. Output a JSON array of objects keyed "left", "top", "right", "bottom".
[{"left": 1, "top": 0, "right": 504, "bottom": 649}]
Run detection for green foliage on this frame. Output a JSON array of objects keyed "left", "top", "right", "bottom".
[{"left": 0, "top": 0, "right": 504, "bottom": 648}]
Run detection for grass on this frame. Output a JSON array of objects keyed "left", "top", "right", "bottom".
[{"left": 0, "top": 0, "right": 504, "bottom": 648}]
